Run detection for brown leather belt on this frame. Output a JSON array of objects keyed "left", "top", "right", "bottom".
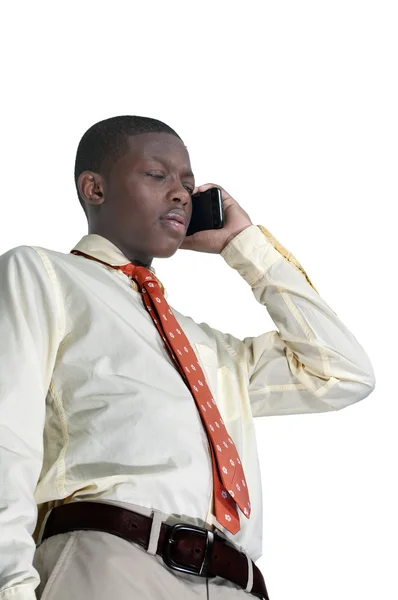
[{"left": 40, "top": 502, "right": 269, "bottom": 599}]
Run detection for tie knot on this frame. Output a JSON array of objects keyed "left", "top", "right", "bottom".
[{"left": 119, "top": 263, "right": 158, "bottom": 287}]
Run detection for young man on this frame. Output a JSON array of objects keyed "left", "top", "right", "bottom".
[{"left": 0, "top": 116, "right": 375, "bottom": 600}]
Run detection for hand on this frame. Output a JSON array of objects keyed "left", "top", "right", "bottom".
[{"left": 179, "top": 184, "right": 253, "bottom": 254}]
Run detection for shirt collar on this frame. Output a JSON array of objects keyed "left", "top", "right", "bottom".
[{"left": 70, "top": 234, "right": 167, "bottom": 296}]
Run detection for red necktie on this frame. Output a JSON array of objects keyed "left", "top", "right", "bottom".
[
  {"left": 119, "top": 262, "right": 251, "bottom": 534},
  {"left": 71, "top": 250, "right": 251, "bottom": 534}
]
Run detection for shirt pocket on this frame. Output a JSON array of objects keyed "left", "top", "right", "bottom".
[{"left": 193, "top": 343, "right": 249, "bottom": 425}]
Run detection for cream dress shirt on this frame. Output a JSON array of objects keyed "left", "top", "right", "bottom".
[{"left": 0, "top": 225, "right": 375, "bottom": 600}]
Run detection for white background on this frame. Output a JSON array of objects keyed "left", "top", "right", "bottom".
[{"left": 0, "top": 1, "right": 396, "bottom": 598}]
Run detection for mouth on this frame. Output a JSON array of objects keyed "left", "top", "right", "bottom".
[{"left": 160, "top": 217, "right": 186, "bottom": 233}]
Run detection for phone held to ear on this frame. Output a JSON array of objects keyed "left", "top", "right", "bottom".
[{"left": 186, "top": 187, "right": 224, "bottom": 237}]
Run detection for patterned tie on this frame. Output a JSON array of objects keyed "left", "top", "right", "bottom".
[
  {"left": 71, "top": 250, "right": 251, "bottom": 534},
  {"left": 118, "top": 262, "right": 251, "bottom": 534}
]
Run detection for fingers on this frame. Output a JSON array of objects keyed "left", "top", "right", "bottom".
[{"left": 195, "top": 183, "right": 230, "bottom": 200}]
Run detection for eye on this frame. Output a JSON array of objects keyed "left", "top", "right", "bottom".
[
  {"left": 184, "top": 185, "right": 194, "bottom": 194},
  {"left": 146, "top": 172, "right": 165, "bottom": 179}
]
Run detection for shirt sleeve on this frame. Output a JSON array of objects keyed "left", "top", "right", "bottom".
[
  {"left": 0, "top": 246, "right": 62, "bottom": 599},
  {"left": 216, "top": 225, "right": 375, "bottom": 417}
]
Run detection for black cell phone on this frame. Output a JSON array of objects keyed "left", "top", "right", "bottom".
[{"left": 186, "top": 187, "right": 224, "bottom": 237}]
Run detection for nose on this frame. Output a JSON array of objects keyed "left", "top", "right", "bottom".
[{"left": 167, "top": 178, "right": 192, "bottom": 205}]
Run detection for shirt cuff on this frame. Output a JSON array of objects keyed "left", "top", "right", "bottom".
[
  {"left": 220, "top": 224, "right": 283, "bottom": 286},
  {"left": 221, "top": 224, "right": 318, "bottom": 292}
]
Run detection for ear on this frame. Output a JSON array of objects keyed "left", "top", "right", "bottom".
[{"left": 78, "top": 171, "right": 106, "bottom": 207}]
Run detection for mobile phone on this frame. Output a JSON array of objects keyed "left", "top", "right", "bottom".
[{"left": 186, "top": 187, "right": 224, "bottom": 237}]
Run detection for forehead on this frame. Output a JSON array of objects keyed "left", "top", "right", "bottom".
[{"left": 126, "top": 132, "right": 192, "bottom": 169}]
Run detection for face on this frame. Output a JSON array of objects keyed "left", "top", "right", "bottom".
[{"left": 79, "top": 132, "right": 195, "bottom": 267}]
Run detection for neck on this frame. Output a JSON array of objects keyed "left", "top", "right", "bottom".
[
  {"left": 88, "top": 227, "right": 153, "bottom": 269},
  {"left": 131, "top": 260, "right": 152, "bottom": 269}
]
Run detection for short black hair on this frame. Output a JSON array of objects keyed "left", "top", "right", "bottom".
[{"left": 74, "top": 115, "right": 182, "bottom": 216}]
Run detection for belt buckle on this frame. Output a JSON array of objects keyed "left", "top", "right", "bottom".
[{"left": 163, "top": 523, "right": 214, "bottom": 577}]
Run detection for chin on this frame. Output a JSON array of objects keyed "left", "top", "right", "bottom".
[{"left": 154, "top": 245, "right": 180, "bottom": 259}]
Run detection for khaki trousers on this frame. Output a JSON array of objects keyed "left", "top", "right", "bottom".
[{"left": 33, "top": 503, "right": 256, "bottom": 600}]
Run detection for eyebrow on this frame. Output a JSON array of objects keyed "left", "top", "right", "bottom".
[{"left": 145, "top": 156, "right": 195, "bottom": 179}]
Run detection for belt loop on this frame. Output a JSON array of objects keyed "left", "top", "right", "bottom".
[
  {"left": 36, "top": 508, "right": 53, "bottom": 547},
  {"left": 147, "top": 510, "right": 164, "bottom": 556},
  {"left": 243, "top": 549, "right": 253, "bottom": 593}
]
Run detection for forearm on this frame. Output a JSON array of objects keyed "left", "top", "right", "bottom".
[{"left": 221, "top": 225, "right": 375, "bottom": 414}]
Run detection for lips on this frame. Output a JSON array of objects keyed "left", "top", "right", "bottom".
[
  {"left": 162, "top": 213, "right": 187, "bottom": 226},
  {"left": 161, "top": 216, "right": 186, "bottom": 233}
]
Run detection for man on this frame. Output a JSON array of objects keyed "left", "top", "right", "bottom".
[{"left": 0, "top": 115, "right": 375, "bottom": 600}]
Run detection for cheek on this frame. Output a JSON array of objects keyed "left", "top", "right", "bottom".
[
  {"left": 108, "top": 175, "right": 160, "bottom": 224},
  {"left": 110, "top": 170, "right": 140, "bottom": 196},
  {"left": 118, "top": 187, "right": 160, "bottom": 225}
]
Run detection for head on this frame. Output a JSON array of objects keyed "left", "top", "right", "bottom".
[{"left": 74, "top": 115, "right": 195, "bottom": 267}]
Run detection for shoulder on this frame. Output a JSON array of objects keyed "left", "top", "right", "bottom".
[{"left": 0, "top": 244, "right": 71, "bottom": 283}]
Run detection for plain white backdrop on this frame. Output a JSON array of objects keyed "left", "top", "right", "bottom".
[{"left": 0, "top": 1, "right": 396, "bottom": 599}]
